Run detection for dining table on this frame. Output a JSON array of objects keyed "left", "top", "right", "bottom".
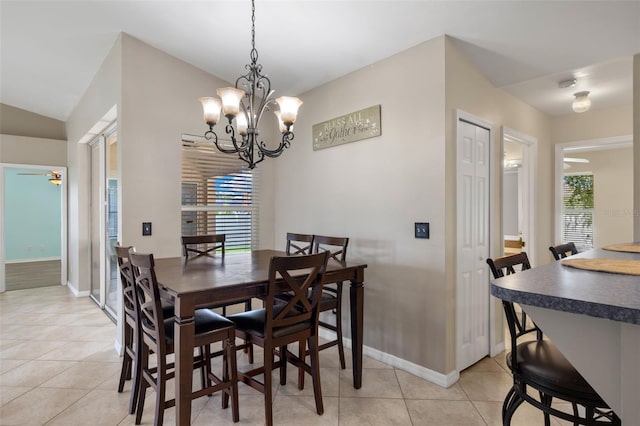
[
  {"left": 490, "top": 246, "right": 640, "bottom": 424},
  {"left": 154, "top": 249, "right": 367, "bottom": 425}
]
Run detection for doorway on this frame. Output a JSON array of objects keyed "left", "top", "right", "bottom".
[
  {"left": 555, "top": 136, "right": 633, "bottom": 249},
  {"left": 501, "top": 128, "right": 537, "bottom": 265},
  {"left": 1, "top": 164, "right": 67, "bottom": 292},
  {"left": 455, "top": 111, "right": 491, "bottom": 372},
  {"left": 88, "top": 122, "right": 119, "bottom": 319}
]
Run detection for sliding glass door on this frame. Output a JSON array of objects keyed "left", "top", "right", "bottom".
[{"left": 89, "top": 122, "right": 119, "bottom": 319}]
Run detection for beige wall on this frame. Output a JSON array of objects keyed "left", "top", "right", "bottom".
[
  {"left": 563, "top": 147, "right": 634, "bottom": 246},
  {"left": 65, "top": 35, "right": 122, "bottom": 294},
  {"left": 444, "top": 37, "right": 553, "bottom": 371},
  {"left": 0, "top": 135, "right": 67, "bottom": 166},
  {"left": 551, "top": 103, "right": 635, "bottom": 249},
  {"left": 0, "top": 103, "right": 66, "bottom": 140},
  {"left": 119, "top": 34, "right": 276, "bottom": 256},
  {"left": 274, "top": 35, "right": 557, "bottom": 378},
  {"left": 275, "top": 38, "right": 449, "bottom": 374},
  {"left": 64, "top": 33, "right": 277, "bottom": 295},
  {"left": 551, "top": 104, "right": 633, "bottom": 143}
]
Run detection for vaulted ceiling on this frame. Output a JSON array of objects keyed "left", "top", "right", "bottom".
[{"left": 1, "top": 1, "right": 638, "bottom": 122}]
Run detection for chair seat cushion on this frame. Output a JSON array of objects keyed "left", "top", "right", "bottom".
[
  {"left": 228, "top": 308, "right": 310, "bottom": 338},
  {"left": 164, "top": 309, "right": 233, "bottom": 343},
  {"left": 161, "top": 300, "right": 175, "bottom": 319},
  {"left": 507, "top": 340, "right": 603, "bottom": 401}
]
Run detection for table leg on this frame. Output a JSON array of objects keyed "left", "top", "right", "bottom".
[
  {"left": 349, "top": 280, "right": 364, "bottom": 389},
  {"left": 174, "top": 313, "right": 195, "bottom": 425}
]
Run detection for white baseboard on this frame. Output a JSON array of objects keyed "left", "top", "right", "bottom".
[
  {"left": 318, "top": 329, "right": 459, "bottom": 388},
  {"left": 67, "top": 281, "right": 90, "bottom": 297},
  {"left": 114, "top": 340, "right": 123, "bottom": 357}
]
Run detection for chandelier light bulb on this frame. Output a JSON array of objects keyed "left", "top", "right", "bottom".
[
  {"left": 235, "top": 112, "right": 248, "bottom": 136},
  {"left": 274, "top": 111, "right": 288, "bottom": 134},
  {"left": 217, "top": 87, "right": 245, "bottom": 118},
  {"left": 199, "top": 97, "right": 221, "bottom": 125},
  {"left": 275, "top": 96, "right": 303, "bottom": 125},
  {"left": 572, "top": 91, "right": 591, "bottom": 113}
]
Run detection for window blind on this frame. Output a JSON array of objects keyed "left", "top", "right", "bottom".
[
  {"left": 181, "top": 136, "right": 258, "bottom": 251},
  {"left": 562, "top": 174, "right": 593, "bottom": 250}
]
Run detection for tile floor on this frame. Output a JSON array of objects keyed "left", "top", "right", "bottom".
[{"left": 0, "top": 285, "right": 570, "bottom": 425}]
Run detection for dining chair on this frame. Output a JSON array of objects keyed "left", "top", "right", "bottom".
[
  {"left": 549, "top": 242, "right": 578, "bottom": 261},
  {"left": 129, "top": 250, "right": 239, "bottom": 425},
  {"left": 182, "top": 234, "right": 225, "bottom": 259},
  {"left": 227, "top": 251, "right": 329, "bottom": 426},
  {"left": 182, "top": 234, "right": 253, "bottom": 318},
  {"left": 114, "top": 244, "right": 141, "bottom": 415},
  {"left": 114, "top": 244, "right": 176, "bottom": 414},
  {"left": 286, "top": 232, "right": 314, "bottom": 255},
  {"left": 487, "top": 252, "right": 619, "bottom": 425},
  {"left": 311, "top": 235, "right": 349, "bottom": 370}
]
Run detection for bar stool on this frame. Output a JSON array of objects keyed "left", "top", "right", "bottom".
[{"left": 487, "top": 252, "right": 619, "bottom": 425}]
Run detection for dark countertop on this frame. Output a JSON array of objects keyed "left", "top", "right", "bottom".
[{"left": 490, "top": 248, "right": 640, "bottom": 325}]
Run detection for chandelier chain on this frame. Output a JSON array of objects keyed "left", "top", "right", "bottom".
[{"left": 250, "top": 0, "right": 257, "bottom": 64}]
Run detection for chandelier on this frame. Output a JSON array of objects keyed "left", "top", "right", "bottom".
[{"left": 199, "top": 0, "right": 302, "bottom": 169}]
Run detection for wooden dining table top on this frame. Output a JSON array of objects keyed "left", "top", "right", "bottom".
[{"left": 154, "top": 249, "right": 366, "bottom": 298}]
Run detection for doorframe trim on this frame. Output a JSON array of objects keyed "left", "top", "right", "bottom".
[
  {"left": 455, "top": 109, "right": 494, "bottom": 372},
  {"left": 0, "top": 162, "right": 68, "bottom": 293}
]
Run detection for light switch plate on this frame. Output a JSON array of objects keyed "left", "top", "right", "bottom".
[
  {"left": 142, "top": 222, "right": 152, "bottom": 236},
  {"left": 415, "top": 222, "right": 429, "bottom": 239}
]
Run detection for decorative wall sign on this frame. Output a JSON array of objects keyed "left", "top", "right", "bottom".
[{"left": 312, "top": 105, "right": 381, "bottom": 151}]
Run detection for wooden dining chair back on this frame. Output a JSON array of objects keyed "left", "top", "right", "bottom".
[
  {"left": 286, "top": 232, "right": 315, "bottom": 255},
  {"left": 227, "top": 251, "right": 329, "bottom": 426},
  {"left": 312, "top": 235, "right": 348, "bottom": 263},
  {"left": 114, "top": 243, "right": 140, "bottom": 415},
  {"left": 487, "top": 252, "right": 619, "bottom": 425},
  {"left": 182, "top": 234, "right": 225, "bottom": 259},
  {"left": 129, "top": 250, "right": 239, "bottom": 425},
  {"left": 549, "top": 242, "right": 578, "bottom": 261},
  {"left": 310, "top": 235, "right": 349, "bottom": 373}
]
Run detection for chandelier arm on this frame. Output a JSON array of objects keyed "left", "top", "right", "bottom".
[
  {"left": 210, "top": 122, "right": 248, "bottom": 154},
  {"left": 258, "top": 131, "right": 293, "bottom": 158},
  {"left": 203, "top": 126, "right": 218, "bottom": 144}
]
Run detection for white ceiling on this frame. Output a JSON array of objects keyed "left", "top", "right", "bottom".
[{"left": 1, "top": 1, "right": 639, "bottom": 122}]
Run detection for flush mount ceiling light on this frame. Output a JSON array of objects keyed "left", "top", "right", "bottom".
[
  {"left": 572, "top": 91, "right": 591, "bottom": 113},
  {"left": 198, "top": 0, "right": 302, "bottom": 169}
]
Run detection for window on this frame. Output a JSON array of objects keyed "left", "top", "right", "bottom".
[
  {"left": 562, "top": 173, "right": 594, "bottom": 250},
  {"left": 181, "top": 136, "right": 258, "bottom": 251}
]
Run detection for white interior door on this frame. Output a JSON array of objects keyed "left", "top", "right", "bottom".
[{"left": 456, "top": 116, "right": 491, "bottom": 371}]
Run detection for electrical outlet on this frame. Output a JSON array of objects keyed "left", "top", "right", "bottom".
[
  {"left": 415, "top": 222, "right": 429, "bottom": 239},
  {"left": 142, "top": 222, "right": 152, "bottom": 236}
]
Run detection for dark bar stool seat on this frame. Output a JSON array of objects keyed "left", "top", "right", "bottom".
[{"left": 487, "top": 252, "right": 619, "bottom": 425}]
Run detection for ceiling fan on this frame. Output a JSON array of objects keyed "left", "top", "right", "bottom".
[
  {"left": 17, "top": 170, "right": 63, "bottom": 185},
  {"left": 563, "top": 157, "right": 589, "bottom": 170}
]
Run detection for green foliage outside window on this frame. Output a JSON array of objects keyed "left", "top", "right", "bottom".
[{"left": 563, "top": 175, "right": 594, "bottom": 208}]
